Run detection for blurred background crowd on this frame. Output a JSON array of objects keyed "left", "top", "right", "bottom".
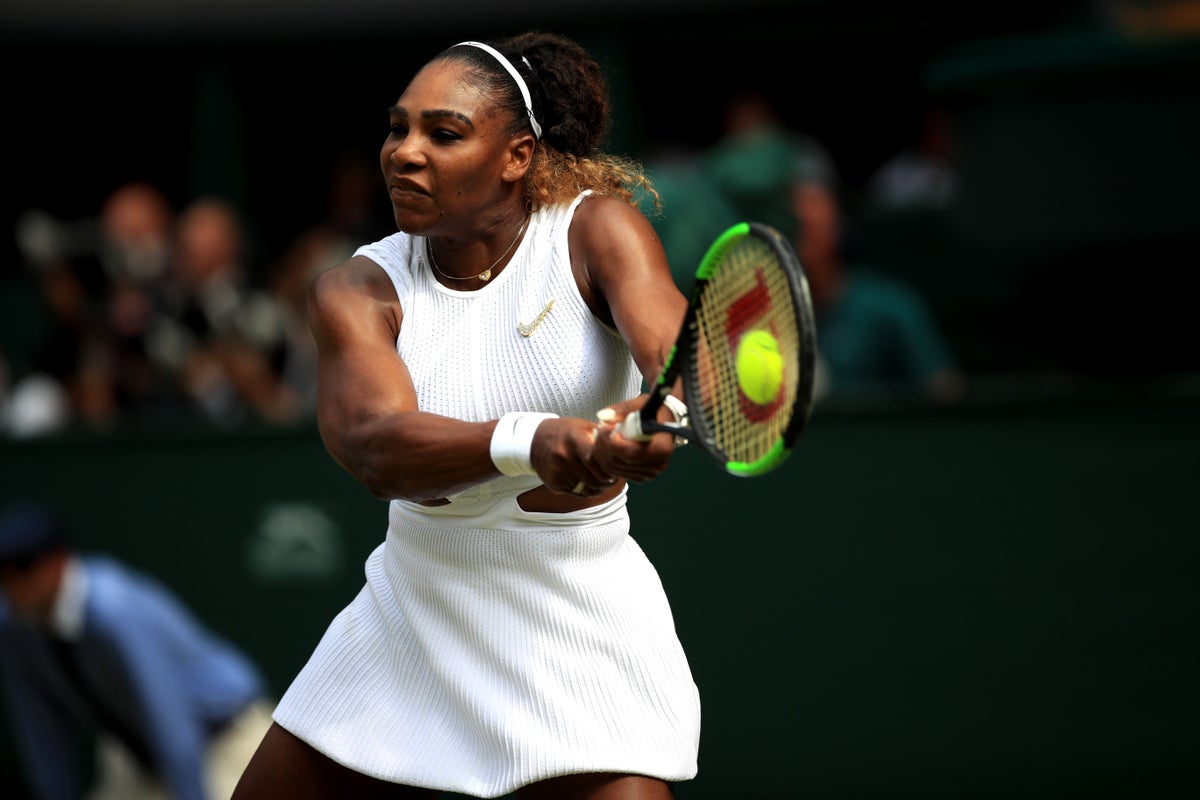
[
  {"left": 2, "top": 0, "right": 1195, "bottom": 438},
  {"left": 3, "top": 154, "right": 384, "bottom": 435},
  {"left": 2, "top": 2, "right": 1198, "bottom": 799}
]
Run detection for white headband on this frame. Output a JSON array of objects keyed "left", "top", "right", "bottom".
[{"left": 456, "top": 41, "right": 543, "bottom": 140}]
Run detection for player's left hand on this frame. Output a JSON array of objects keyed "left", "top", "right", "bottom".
[{"left": 591, "top": 395, "right": 676, "bottom": 483}]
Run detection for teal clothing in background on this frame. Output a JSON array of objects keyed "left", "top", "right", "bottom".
[
  {"left": 818, "top": 270, "right": 956, "bottom": 394},
  {"left": 700, "top": 125, "right": 836, "bottom": 239},
  {"left": 646, "top": 128, "right": 834, "bottom": 291},
  {"left": 644, "top": 160, "right": 739, "bottom": 291}
]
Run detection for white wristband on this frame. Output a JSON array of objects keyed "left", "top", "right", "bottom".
[
  {"left": 662, "top": 394, "right": 688, "bottom": 425},
  {"left": 490, "top": 412, "right": 559, "bottom": 476}
]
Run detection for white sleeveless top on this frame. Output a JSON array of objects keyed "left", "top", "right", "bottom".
[
  {"left": 272, "top": 192, "right": 701, "bottom": 797},
  {"left": 355, "top": 190, "right": 641, "bottom": 507}
]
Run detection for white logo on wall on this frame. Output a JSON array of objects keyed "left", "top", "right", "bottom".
[{"left": 246, "top": 503, "right": 343, "bottom": 581}]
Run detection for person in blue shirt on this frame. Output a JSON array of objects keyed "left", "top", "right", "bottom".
[{"left": 0, "top": 502, "right": 273, "bottom": 800}]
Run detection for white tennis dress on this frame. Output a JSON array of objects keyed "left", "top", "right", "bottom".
[{"left": 272, "top": 192, "right": 701, "bottom": 798}]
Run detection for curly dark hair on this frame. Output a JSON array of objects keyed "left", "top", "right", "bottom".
[{"left": 433, "top": 32, "right": 660, "bottom": 215}]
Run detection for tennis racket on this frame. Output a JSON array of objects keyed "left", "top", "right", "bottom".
[{"left": 606, "top": 221, "right": 817, "bottom": 477}]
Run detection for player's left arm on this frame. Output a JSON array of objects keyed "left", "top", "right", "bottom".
[
  {"left": 567, "top": 196, "right": 687, "bottom": 479},
  {"left": 569, "top": 195, "right": 687, "bottom": 388}
]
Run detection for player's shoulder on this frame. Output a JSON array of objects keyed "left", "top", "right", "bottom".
[
  {"left": 570, "top": 193, "right": 656, "bottom": 253},
  {"left": 310, "top": 255, "right": 401, "bottom": 311},
  {"left": 573, "top": 191, "right": 645, "bottom": 225}
]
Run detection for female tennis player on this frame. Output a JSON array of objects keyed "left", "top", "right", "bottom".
[{"left": 232, "top": 32, "right": 699, "bottom": 800}]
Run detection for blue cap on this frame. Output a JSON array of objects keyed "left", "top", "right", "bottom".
[{"left": 0, "top": 502, "right": 68, "bottom": 566}]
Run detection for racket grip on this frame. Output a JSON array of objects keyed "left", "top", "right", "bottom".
[
  {"left": 595, "top": 406, "right": 653, "bottom": 441},
  {"left": 618, "top": 410, "right": 652, "bottom": 441}
]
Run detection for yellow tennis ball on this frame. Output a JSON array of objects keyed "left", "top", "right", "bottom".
[{"left": 736, "top": 330, "right": 784, "bottom": 405}]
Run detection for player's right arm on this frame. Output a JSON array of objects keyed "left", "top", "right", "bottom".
[
  {"left": 308, "top": 256, "right": 640, "bottom": 503},
  {"left": 307, "top": 257, "right": 500, "bottom": 502}
]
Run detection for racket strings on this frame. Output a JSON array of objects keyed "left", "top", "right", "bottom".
[{"left": 688, "top": 237, "right": 802, "bottom": 464}]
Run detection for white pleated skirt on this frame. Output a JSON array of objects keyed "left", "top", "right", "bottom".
[{"left": 272, "top": 492, "right": 700, "bottom": 798}]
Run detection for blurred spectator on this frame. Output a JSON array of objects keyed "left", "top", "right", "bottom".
[
  {"left": 646, "top": 89, "right": 837, "bottom": 290},
  {"left": 96, "top": 182, "right": 175, "bottom": 287},
  {"left": 865, "top": 104, "right": 959, "bottom": 212},
  {"left": 10, "top": 182, "right": 185, "bottom": 435},
  {"left": 8, "top": 187, "right": 315, "bottom": 434},
  {"left": 144, "top": 198, "right": 299, "bottom": 426},
  {"left": 94, "top": 183, "right": 186, "bottom": 422},
  {"left": 644, "top": 149, "right": 740, "bottom": 290},
  {"left": 0, "top": 501, "right": 273, "bottom": 800},
  {"left": 792, "top": 175, "right": 965, "bottom": 404},
  {"left": 642, "top": 88, "right": 962, "bottom": 404},
  {"left": 700, "top": 88, "right": 837, "bottom": 240}
]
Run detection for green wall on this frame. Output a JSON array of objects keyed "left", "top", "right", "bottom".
[{"left": 2, "top": 391, "right": 1196, "bottom": 798}]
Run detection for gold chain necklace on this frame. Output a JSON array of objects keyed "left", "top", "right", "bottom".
[{"left": 426, "top": 217, "right": 528, "bottom": 283}]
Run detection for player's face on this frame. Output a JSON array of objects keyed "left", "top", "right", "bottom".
[{"left": 381, "top": 59, "right": 521, "bottom": 236}]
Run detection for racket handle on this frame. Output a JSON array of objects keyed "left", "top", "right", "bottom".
[
  {"left": 619, "top": 410, "right": 651, "bottom": 441},
  {"left": 595, "top": 407, "right": 652, "bottom": 441}
]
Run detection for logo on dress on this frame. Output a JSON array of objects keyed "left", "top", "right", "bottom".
[{"left": 517, "top": 300, "right": 555, "bottom": 337}]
